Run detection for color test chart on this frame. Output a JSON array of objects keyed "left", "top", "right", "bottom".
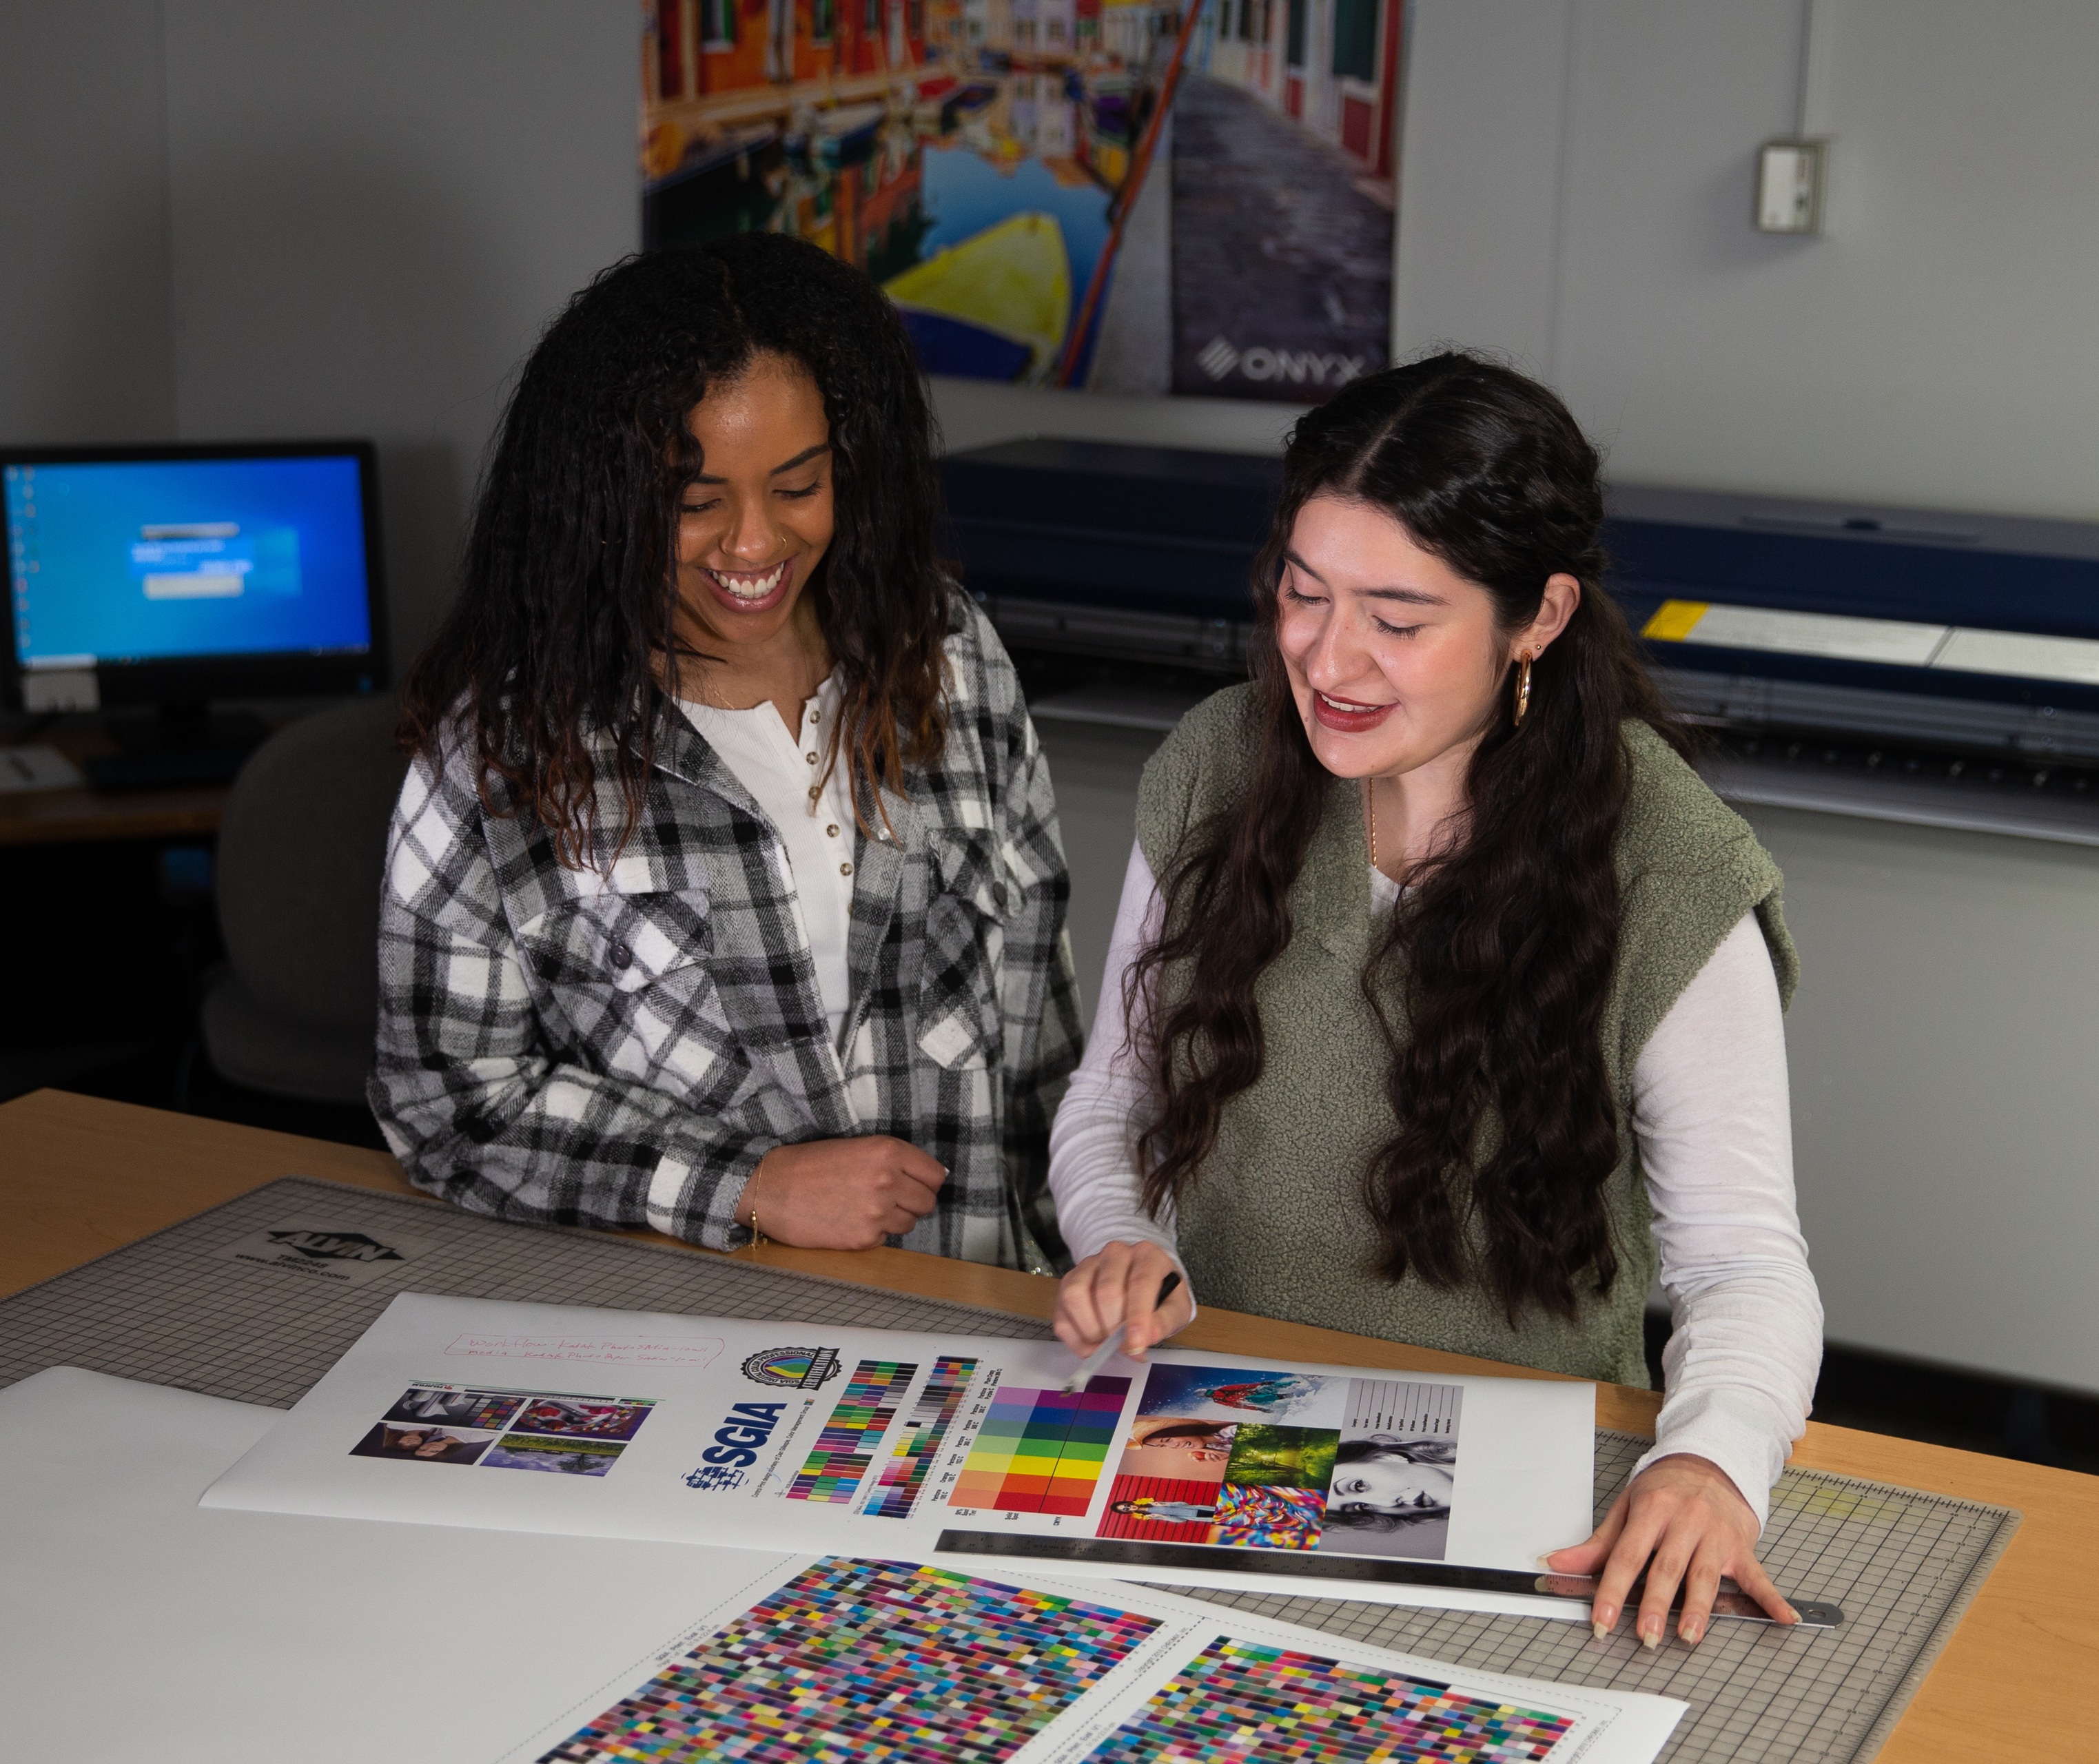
[
  {"left": 1085, "top": 1637, "right": 1578, "bottom": 1764},
  {"left": 951, "top": 1376, "right": 1131, "bottom": 1516},
  {"left": 786, "top": 1359, "right": 916, "bottom": 1504},
  {"left": 537, "top": 1559, "right": 1160, "bottom": 1764},
  {"left": 208, "top": 1295, "right": 1602, "bottom": 1614},
  {"left": 506, "top": 1558, "right": 1683, "bottom": 1764},
  {"left": 868, "top": 1354, "right": 979, "bottom": 1519}
]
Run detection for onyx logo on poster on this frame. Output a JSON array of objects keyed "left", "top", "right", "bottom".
[{"left": 214, "top": 1218, "right": 437, "bottom": 1288}]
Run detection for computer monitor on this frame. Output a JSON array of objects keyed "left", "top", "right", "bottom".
[{"left": 3, "top": 440, "right": 387, "bottom": 735}]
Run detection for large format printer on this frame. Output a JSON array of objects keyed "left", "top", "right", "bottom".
[{"left": 941, "top": 439, "right": 2099, "bottom": 844}]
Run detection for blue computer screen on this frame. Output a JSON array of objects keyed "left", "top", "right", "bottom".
[{"left": 6, "top": 455, "right": 373, "bottom": 668}]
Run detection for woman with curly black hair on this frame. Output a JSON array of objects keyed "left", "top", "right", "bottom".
[
  {"left": 371, "top": 235, "right": 1080, "bottom": 1269},
  {"left": 1047, "top": 354, "right": 1821, "bottom": 1646}
]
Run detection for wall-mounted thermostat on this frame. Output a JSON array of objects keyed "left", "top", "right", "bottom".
[{"left": 1757, "top": 137, "right": 1828, "bottom": 234}]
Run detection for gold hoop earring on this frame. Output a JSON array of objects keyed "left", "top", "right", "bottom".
[{"left": 1513, "top": 654, "right": 1533, "bottom": 725}]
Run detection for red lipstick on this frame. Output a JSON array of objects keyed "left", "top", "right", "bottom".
[{"left": 1311, "top": 690, "right": 1397, "bottom": 734}]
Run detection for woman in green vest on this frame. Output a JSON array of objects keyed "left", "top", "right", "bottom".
[{"left": 1047, "top": 354, "right": 1822, "bottom": 1649}]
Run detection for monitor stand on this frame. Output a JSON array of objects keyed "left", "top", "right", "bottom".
[{"left": 85, "top": 704, "right": 272, "bottom": 792}]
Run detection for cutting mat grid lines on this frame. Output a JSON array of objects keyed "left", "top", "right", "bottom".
[{"left": 0, "top": 1178, "right": 2018, "bottom": 1764}]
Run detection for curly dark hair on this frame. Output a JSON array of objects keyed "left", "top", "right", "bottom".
[
  {"left": 1129, "top": 352, "right": 1685, "bottom": 1324},
  {"left": 400, "top": 234, "right": 950, "bottom": 865}
]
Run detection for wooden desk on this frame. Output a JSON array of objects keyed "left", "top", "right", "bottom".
[
  {"left": 0, "top": 728, "right": 229, "bottom": 847},
  {"left": 3, "top": 1087, "right": 2094, "bottom": 1762},
  {"left": 0, "top": 779, "right": 228, "bottom": 846}
]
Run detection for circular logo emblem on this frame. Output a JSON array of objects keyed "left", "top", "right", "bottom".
[{"left": 742, "top": 1346, "right": 843, "bottom": 1389}]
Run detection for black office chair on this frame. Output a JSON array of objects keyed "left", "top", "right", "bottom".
[{"left": 199, "top": 697, "right": 409, "bottom": 1105}]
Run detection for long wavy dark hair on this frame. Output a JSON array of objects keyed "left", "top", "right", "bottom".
[
  {"left": 1129, "top": 353, "right": 1684, "bottom": 1324},
  {"left": 400, "top": 234, "right": 950, "bottom": 865}
]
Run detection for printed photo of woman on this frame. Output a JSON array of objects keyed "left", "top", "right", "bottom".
[{"left": 1318, "top": 1435, "right": 1458, "bottom": 1559}]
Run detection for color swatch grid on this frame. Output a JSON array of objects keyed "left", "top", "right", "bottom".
[
  {"left": 786, "top": 1360, "right": 917, "bottom": 1504},
  {"left": 1086, "top": 1637, "right": 1577, "bottom": 1764},
  {"left": 950, "top": 1375, "right": 1130, "bottom": 1515},
  {"left": 538, "top": 1558, "right": 1160, "bottom": 1764},
  {"left": 868, "top": 1354, "right": 978, "bottom": 1519}
]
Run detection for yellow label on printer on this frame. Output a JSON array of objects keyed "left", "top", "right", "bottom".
[{"left": 1642, "top": 600, "right": 1710, "bottom": 642}]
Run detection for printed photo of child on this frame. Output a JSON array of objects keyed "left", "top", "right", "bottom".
[
  {"left": 1118, "top": 1417, "right": 1238, "bottom": 1483},
  {"left": 349, "top": 1423, "right": 495, "bottom": 1466},
  {"left": 1096, "top": 1473, "right": 1224, "bottom": 1541},
  {"left": 1111, "top": 1495, "right": 1219, "bottom": 1526}
]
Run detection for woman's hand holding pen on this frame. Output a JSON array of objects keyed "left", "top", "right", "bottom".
[
  {"left": 1055, "top": 1239, "right": 1196, "bottom": 1360},
  {"left": 736, "top": 1136, "right": 947, "bottom": 1250}
]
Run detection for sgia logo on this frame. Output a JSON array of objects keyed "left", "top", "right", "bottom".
[{"left": 683, "top": 1401, "right": 786, "bottom": 1492}]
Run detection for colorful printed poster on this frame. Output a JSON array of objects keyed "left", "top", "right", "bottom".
[
  {"left": 498, "top": 1555, "right": 1686, "bottom": 1764},
  {"left": 1103, "top": 1367, "right": 1463, "bottom": 1561},
  {"left": 637, "top": 0, "right": 1398, "bottom": 399},
  {"left": 203, "top": 1292, "right": 1596, "bottom": 1615}
]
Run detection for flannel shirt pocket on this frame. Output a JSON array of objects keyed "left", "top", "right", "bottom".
[
  {"left": 518, "top": 889, "right": 710, "bottom": 993},
  {"left": 918, "top": 828, "right": 1007, "bottom": 1071},
  {"left": 513, "top": 883, "right": 724, "bottom": 1092}
]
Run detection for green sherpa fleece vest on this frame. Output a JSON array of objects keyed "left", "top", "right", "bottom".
[{"left": 1131, "top": 686, "right": 1798, "bottom": 1386}]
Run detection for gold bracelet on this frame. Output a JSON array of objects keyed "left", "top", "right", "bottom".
[{"left": 746, "top": 1164, "right": 768, "bottom": 1247}]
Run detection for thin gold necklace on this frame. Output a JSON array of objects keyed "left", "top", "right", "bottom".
[{"left": 1366, "top": 777, "right": 1378, "bottom": 872}]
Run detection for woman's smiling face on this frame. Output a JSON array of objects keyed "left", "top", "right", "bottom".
[
  {"left": 1327, "top": 1454, "right": 1455, "bottom": 1518},
  {"left": 673, "top": 351, "right": 835, "bottom": 653},
  {"left": 1275, "top": 493, "right": 1575, "bottom": 782}
]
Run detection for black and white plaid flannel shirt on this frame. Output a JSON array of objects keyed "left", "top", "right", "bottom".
[{"left": 369, "top": 599, "right": 1082, "bottom": 1269}]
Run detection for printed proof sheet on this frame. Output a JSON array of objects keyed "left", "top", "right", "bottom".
[
  {"left": 501, "top": 1557, "right": 1685, "bottom": 1764},
  {"left": 203, "top": 1293, "right": 1598, "bottom": 1612}
]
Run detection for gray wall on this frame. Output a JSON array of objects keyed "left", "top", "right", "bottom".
[
  {"left": 0, "top": 2, "right": 178, "bottom": 443},
  {"left": 1394, "top": 0, "right": 2099, "bottom": 1395},
  {"left": 161, "top": 0, "right": 638, "bottom": 660},
  {"left": 1747, "top": 807, "right": 2099, "bottom": 1393},
  {"left": 1398, "top": 0, "right": 2099, "bottom": 521},
  {"left": 1034, "top": 721, "right": 1167, "bottom": 1027},
  {"left": 0, "top": 0, "right": 639, "bottom": 664}
]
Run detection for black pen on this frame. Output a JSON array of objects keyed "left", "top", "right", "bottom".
[{"left": 1061, "top": 1271, "right": 1182, "bottom": 1393}]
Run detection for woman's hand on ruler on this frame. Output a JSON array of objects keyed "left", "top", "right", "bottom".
[
  {"left": 737, "top": 1136, "right": 946, "bottom": 1250},
  {"left": 1545, "top": 1453, "right": 1799, "bottom": 1645},
  {"left": 1055, "top": 1239, "right": 1194, "bottom": 1361}
]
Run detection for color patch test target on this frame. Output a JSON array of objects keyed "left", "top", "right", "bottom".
[
  {"left": 542, "top": 1559, "right": 1158, "bottom": 1764},
  {"left": 1089, "top": 1636, "right": 1577, "bottom": 1764},
  {"left": 787, "top": 1360, "right": 916, "bottom": 1504},
  {"left": 951, "top": 1376, "right": 1130, "bottom": 1515}
]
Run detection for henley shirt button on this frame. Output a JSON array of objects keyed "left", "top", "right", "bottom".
[
  {"left": 826, "top": 823, "right": 839, "bottom": 837},
  {"left": 839, "top": 861, "right": 854, "bottom": 876},
  {"left": 807, "top": 785, "right": 821, "bottom": 801},
  {"left": 806, "top": 751, "right": 818, "bottom": 764}
]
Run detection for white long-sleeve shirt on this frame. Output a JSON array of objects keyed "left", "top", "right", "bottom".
[{"left": 1049, "top": 843, "right": 1823, "bottom": 1531}]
